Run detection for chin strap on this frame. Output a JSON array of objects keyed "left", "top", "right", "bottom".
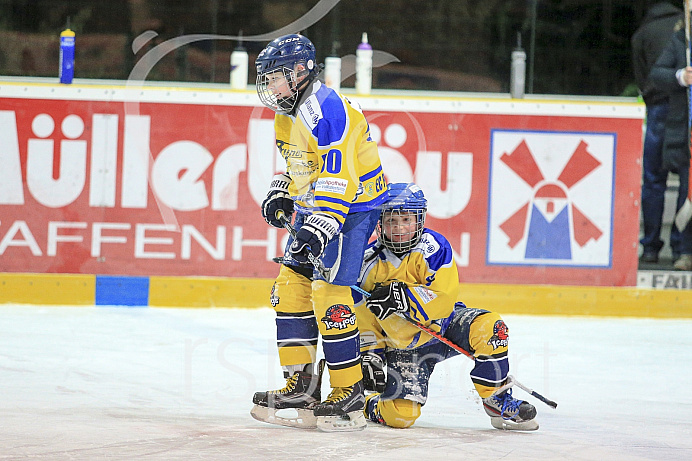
[{"left": 287, "top": 64, "right": 325, "bottom": 116}]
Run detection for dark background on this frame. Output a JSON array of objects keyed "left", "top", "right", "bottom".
[{"left": 0, "top": 0, "right": 681, "bottom": 96}]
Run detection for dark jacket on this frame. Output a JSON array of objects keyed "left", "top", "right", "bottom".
[
  {"left": 631, "top": 2, "right": 683, "bottom": 105},
  {"left": 649, "top": 28, "right": 691, "bottom": 171}
]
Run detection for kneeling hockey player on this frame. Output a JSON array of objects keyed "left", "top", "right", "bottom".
[{"left": 353, "top": 183, "right": 538, "bottom": 431}]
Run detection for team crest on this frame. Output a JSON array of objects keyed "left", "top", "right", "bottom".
[
  {"left": 365, "top": 182, "right": 375, "bottom": 196},
  {"left": 270, "top": 283, "right": 279, "bottom": 307},
  {"left": 487, "top": 320, "right": 509, "bottom": 350},
  {"left": 321, "top": 304, "right": 356, "bottom": 330}
]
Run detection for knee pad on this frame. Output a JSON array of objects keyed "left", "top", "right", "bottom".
[
  {"left": 378, "top": 398, "right": 422, "bottom": 428},
  {"left": 271, "top": 265, "right": 312, "bottom": 313},
  {"left": 469, "top": 312, "right": 510, "bottom": 398},
  {"left": 469, "top": 312, "right": 509, "bottom": 357}
]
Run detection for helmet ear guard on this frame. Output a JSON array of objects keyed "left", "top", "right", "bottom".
[{"left": 376, "top": 183, "right": 428, "bottom": 254}]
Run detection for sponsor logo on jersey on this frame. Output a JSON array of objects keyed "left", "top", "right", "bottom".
[
  {"left": 303, "top": 97, "right": 322, "bottom": 128},
  {"left": 270, "top": 283, "right": 279, "bottom": 307},
  {"left": 288, "top": 159, "right": 319, "bottom": 177},
  {"left": 488, "top": 130, "right": 614, "bottom": 267},
  {"left": 412, "top": 285, "right": 437, "bottom": 304},
  {"left": 418, "top": 233, "right": 440, "bottom": 257},
  {"left": 321, "top": 304, "right": 356, "bottom": 330},
  {"left": 315, "top": 177, "right": 348, "bottom": 195},
  {"left": 276, "top": 140, "right": 313, "bottom": 159},
  {"left": 487, "top": 319, "right": 509, "bottom": 350}
]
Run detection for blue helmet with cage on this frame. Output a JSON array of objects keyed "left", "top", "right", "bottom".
[
  {"left": 377, "top": 183, "right": 428, "bottom": 254},
  {"left": 255, "top": 34, "right": 319, "bottom": 114}
]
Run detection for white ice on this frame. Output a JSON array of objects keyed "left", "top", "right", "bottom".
[{"left": 1, "top": 305, "right": 690, "bottom": 460}]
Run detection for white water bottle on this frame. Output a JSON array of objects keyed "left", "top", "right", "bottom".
[
  {"left": 510, "top": 33, "right": 526, "bottom": 99},
  {"left": 324, "top": 56, "right": 342, "bottom": 92},
  {"left": 355, "top": 32, "right": 373, "bottom": 94},
  {"left": 230, "top": 39, "right": 248, "bottom": 90}
]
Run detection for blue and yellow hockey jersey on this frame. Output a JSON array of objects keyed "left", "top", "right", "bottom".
[
  {"left": 274, "top": 80, "right": 388, "bottom": 227},
  {"left": 354, "top": 229, "right": 460, "bottom": 350}
]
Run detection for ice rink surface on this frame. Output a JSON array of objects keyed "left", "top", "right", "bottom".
[{"left": 1, "top": 304, "right": 690, "bottom": 461}]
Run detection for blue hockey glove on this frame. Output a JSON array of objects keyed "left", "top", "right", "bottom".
[
  {"left": 366, "top": 281, "right": 409, "bottom": 320},
  {"left": 261, "top": 173, "right": 293, "bottom": 228},
  {"left": 362, "top": 351, "right": 386, "bottom": 393},
  {"left": 289, "top": 213, "right": 339, "bottom": 264}
]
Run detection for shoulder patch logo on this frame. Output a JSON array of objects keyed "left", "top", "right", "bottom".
[
  {"left": 418, "top": 233, "right": 440, "bottom": 257},
  {"left": 300, "top": 95, "right": 323, "bottom": 131}
]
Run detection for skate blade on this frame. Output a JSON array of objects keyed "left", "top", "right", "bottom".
[
  {"left": 316, "top": 411, "right": 367, "bottom": 432},
  {"left": 490, "top": 416, "right": 539, "bottom": 431},
  {"left": 250, "top": 404, "right": 317, "bottom": 429}
]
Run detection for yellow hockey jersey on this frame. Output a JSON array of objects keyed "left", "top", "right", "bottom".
[
  {"left": 354, "top": 229, "right": 460, "bottom": 351},
  {"left": 273, "top": 80, "right": 388, "bottom": 227}
]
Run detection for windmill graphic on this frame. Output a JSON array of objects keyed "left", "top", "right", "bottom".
[{"left": 491, "top": 134, "right": 611, "bottom": 264}]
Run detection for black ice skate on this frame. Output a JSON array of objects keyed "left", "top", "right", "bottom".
[
  {"left": 313, "top": 380, "right": 367, "bottom": 432},
  {"left": 483, "top": 387, "right": 538, "bottom": 431},
  {"left": 250, "top": 360, "right": 324, "bottom": 429}
]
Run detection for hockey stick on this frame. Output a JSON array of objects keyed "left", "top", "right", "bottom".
[
  {"left": 509, "top": 377, "right": 558, "bottom": 408},
  {"left": 390, "top": 309, "right": 557, "bottom": 408},
  {"left": 490, "top": 375, "right": 557, "bottom": 408},
  {"left": 274, "top": 210, "right": 557, "bottom": 409}
]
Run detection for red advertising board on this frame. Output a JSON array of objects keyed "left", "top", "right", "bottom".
[{"left": 0, "top": 85, "right": 643, "bottom": 286}]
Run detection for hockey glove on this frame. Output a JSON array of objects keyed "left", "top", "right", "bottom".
[
  {"left": 366, "top": 281, "right": 409, "bottom": 320},
  {"left": 289, "top": 213, "right": 339, "bottom": 264},
  {"left": 362, "top": 351, "right": 386, "bottom": 393},
  {"left": 261, "top": 173, "right": 294, "bottom": 228}
]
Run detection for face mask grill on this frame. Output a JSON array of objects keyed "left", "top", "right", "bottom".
[
  {"left": 376, "top": 208, "right": 426, "bottom": 254},
  {"left": 256, "top": 66, "right": 301, "bottom": 114}
]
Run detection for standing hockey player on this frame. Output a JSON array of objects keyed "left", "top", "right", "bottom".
[
  {"left": 354, "top": 183, "right": 538, "bottom": 431},
  {"left": 250, "top": 34, "right": 388, "bottom": 432}
]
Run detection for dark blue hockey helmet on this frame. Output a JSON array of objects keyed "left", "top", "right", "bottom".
[
  {"left": 255, "top": 34, "right": 318, "bottom": 114},
  {"left": 377, "top": 183, "right": 428, "bottom": 254}
]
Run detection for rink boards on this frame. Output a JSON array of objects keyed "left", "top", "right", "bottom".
[
  {"left": 0, "top": 79, "right": 644, "bottom": 287},
  {"left": 1, "top": 272, "right": 690, "bottom": 318},
  {"left": 2, "top": 79, "right": 688, "bottom": 318}
]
